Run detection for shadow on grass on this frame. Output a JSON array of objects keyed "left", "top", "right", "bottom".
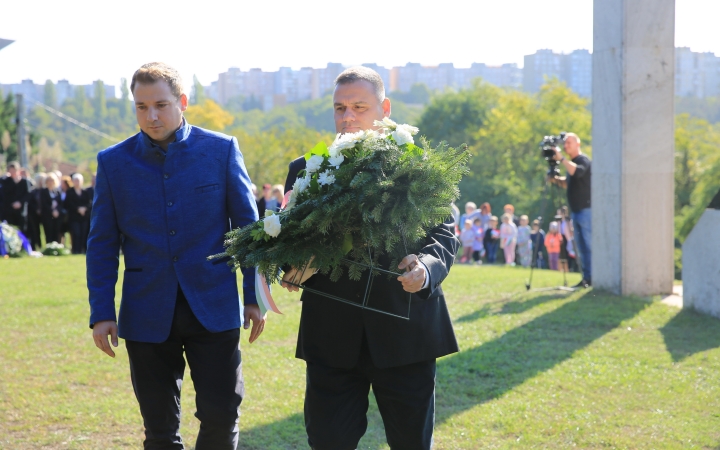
[
  {"left": 435, "top": 292, "right": 648, "bottom": 425},
  {"left": 660, "top": 308, "right": 720, "bottom": 362},
  {"left": 235, "top": 292, "right": 648, "bottom": 448},
  {"left": 233, "top": 412, "right": 306, "bottom": 450}
]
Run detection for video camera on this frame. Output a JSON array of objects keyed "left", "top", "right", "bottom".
[{"left": 540, "top": 132, "right": 566, "bottom": 177}]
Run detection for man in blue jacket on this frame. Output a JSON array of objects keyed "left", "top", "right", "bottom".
[{"left": 86, "top": 62, "right": 264, "bottom": 450}]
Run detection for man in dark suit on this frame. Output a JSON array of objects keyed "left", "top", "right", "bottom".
[
  {"left": 281, "top": 67, "right": 459, "bottom": 450},
  {"left": 1, "top": 161, "right": 30, "bottom": 231},
  {"left": 86, "top": 62, "right": 265, "bottom": 450}
]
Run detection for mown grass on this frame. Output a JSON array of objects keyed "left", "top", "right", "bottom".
[{"left": 1, "top": 256, "right": 719, "bottom": 449}]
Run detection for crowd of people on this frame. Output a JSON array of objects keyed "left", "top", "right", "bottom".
[
  {"left": 0, "top": 161, "right": 95, "bottom": 254},
  {"left": 452, "top": 200, "right": 582, "bottom": 274}
]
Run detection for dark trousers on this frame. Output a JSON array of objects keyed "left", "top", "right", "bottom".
[
  {"left": 485, "top": 240, "right": 499, "bottom": 263},
  {"left": 69, "top": 220, "right": 88, "bottom": 254},
  {"left": 42, "top": 217, "right": 63, "bottom": 245},
  {"left": 304, "top": 338, "right": 436, "bottom": 450},
  {"left": 125, "top": 289, "right": 244, "bottom": 450}
]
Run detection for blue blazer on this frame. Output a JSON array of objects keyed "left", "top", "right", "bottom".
[{"left": 86, "top": 121, "right": 259, "bottom": 343}]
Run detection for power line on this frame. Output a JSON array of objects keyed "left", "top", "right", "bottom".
[{"left": 30, "top": 99, "right": 119, "bottom": 143}]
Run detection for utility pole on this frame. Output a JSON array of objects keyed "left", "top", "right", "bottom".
[{"left": 16, "top": 93, "right": 27, "bottom": 168}]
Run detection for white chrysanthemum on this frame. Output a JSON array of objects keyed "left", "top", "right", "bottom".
[
  {"left": 318, "top": 170, "right": 336, "bottom": 186},
  {"left": 373, "top": 117, "right": 398, "bottom": 131},
  {"left": 263, "top": 213, "right": 281, "bottom": 237},
  {"left": 306, "top": 155, "right": 324, "bottom": 173},
  {"left": 293, "top": 175, "right": 311, "bottom": 194},
  {"left": 391, "top": 124, "right": 419, "bottom": 146},
  {"left": 328, "top": 129, "right": 377, "bottom": 157},
  {"left": 328, "top": 154, "right": 345, "bottom": 168}
]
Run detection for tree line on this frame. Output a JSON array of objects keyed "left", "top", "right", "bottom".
[{"left": 1, "top": 78, "right": 718, "bottom": 255}]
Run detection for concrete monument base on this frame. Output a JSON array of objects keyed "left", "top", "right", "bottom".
[{"left": 682, "top": 209, "right": 720, "bottom": 318}]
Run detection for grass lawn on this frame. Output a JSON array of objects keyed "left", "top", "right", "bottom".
[{"left": 1, "top": 256, "right": 719, "bottom": 449}]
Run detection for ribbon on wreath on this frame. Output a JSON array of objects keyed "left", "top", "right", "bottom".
[{"left": 255, "top": 270, "right": 282, "bottom": 315}]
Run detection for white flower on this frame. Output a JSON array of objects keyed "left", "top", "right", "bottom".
[
  {"left": 328, "top": 129, "right": 377, "bottom": 157},
  {"left": 373, "top": 117, "right": 398, "bottom": 131},
  {"left": 391, "top": 124, "right": 419, "bottom": 146},
  {"left": 293, "top": 175, "right": 311, "bottom": 194},
  {"left": 318, "top": 170, "right": 336, "bottom": 186},
  {"left": 306, "top": 155, "right": 324, "bottom": 173},
  {"left": 328, "top": 154, "right": 345, "bottom": 168},
  {"left": 263, "top": 213, "right": 282, "bottom": 237}
]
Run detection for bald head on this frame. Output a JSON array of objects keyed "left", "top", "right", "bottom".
[{"left": 563, "top": 132, "right": 582, "bottom": 158}]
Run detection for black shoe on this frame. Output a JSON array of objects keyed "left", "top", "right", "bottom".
[{"left": 573, "top": 279, "right": 591, "bottom": 289}]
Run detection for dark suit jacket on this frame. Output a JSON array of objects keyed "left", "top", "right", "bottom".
[
  {"left": 40, "top": 188, "right": 63, "bottom": 221},
  {"left": 285, "top": 156, "right": 459, "bottom": 369},
  {"left": 64, "top": 188, "right": 92, "bottom": 223}
]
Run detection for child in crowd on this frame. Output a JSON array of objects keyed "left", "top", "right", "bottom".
[
  {"left": 545, "top": 221, "right": 562, "bottom": 271},
  {"left": 483, "top": 216, "right": 500, "bottom": 264},
  {"left": 459, "top": 220, "right": 475, "bottom": 264},
  {"left": 499, "top": 213, "right": 518, "bottom": 266},
  {"left": 529, "top": 219, "right": 546, "bottom": 268},
  {"left": 516, "top": 215, "right": 533, "bottom": 267},
  {"left": 472, "top": 218, "right": 485, "bottom": 265}
]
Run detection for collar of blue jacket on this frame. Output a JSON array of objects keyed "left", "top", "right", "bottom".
[{"left": 139, "top": 118, "right": 192, "bottom": 151}]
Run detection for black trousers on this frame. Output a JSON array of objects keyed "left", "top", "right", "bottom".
[
  {"left": 304, "top": 338, "right": 436, "bottom": 450},
  {"left": 69, "top": 220, "right": 88, "bottom": 254},
  {"left": 125, "top": 289, "right": 244, "bottom": 450}
]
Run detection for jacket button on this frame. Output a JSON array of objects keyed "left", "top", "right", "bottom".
[
  {"left": 173, "top": 256, "right": 178, "bottom": 262},
  {"left": 170, "top": 230, "right": 176, "bottom": 236},
  {"left": 164, "top": 173, "right": 169, "bottom": 179},
  {"left": 167, "top": 201, "right": 173, "bottom": 207}
]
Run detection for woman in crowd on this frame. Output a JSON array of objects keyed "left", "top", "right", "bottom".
[
  {"left": 479, "top": 202, "right": 492, "bottom": 230},
  {"left": 40, "top": 173, "right": 64, "bottom": 244},
  {"left": 64, "top": 173, "right": 91, "bottom": 254},
  {"left": 60, "top": 175, "right": 73, "bottom": 246},
  {"left": 27, "top": 172, "right": 47, "bottom": 250}
]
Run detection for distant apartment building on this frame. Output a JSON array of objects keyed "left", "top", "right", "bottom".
[
  {"left": 676, "top": 47, "right": 720, "bottom": 98},
  {"left": 0, "top": 79, "right": 115, "bottom": 105},
  {"left": 523, "top": 49, "right": 592, "bottom": 97},
  {"left": 207, "top": 63, "right": 346, "bottom": 110}
]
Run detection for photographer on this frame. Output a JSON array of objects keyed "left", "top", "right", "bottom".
[{"left": 548, "top": 133, "right": 591, "bottom": 288}]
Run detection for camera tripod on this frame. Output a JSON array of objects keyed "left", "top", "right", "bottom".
[{"left": 524, "top": 175, "right": 584, "bottom": 292}]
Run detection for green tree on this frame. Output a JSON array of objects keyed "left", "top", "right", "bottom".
[
  {"left": 673, "top": 114, "right": 720, "bottom": 243},
  {"left": 192, "top": 75, "right": 206, "bottom": 105},
  {"left": 417, "top": 79, "right": 502, "bottom": 148},
  {"left": 0, "top": 94, "right": 18, "bottom": 163},
  {"left": 43, "top": 80, "right": 57, "bottom": 108},
  {"left": 93, "top": 80, "right": 108, "bottom": 121},
  {"left": 119, "top": 78, "right": 131, "bottom": 119},
  {"left": 390, "top": 83, "right": 432, "bottom": 105}
]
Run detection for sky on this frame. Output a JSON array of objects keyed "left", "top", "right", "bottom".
[{"left": 0, "top": 0, "right": 717, "bottom": 94}]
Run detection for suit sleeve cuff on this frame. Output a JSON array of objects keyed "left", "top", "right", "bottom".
[{"left": 420, "top": 261, "right": 431, "bottom": 290}]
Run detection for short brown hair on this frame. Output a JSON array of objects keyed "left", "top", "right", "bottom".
[
  {"left": 335, "top": 66, "right": 385, "bottom": 102},
  {"left": 131, "top": 62, "right": 184, "bottom": 98}
]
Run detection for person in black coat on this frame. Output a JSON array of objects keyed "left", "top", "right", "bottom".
[
  {"left": 1, "top": 162, "right": 30, "bottom": 231},
  {"left": 280, "top": 67, "right": 459, "bottom": 450},
  {"left": 40, "top": 173, "right": 64, "bottom": 244},
  {"left": 27, "top": 173, "right": 46, "bottom": 250},
  {"left": 64, "top": 173, "right": 91, "bottom": 254}
]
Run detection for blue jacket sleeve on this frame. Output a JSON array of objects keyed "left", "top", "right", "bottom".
[
  {"left": 86, "top": 154, "right": 122, "bottom": 327},
  {"left": 226, "top": 137, "right": 260, "bottom": 305}
]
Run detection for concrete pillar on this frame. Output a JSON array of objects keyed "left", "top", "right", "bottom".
[
  {"left": 683, "top": 208, "right": 720, "bottom": 317},
  {"left": 592, "top": 0, "right": 675, "bottom": 296}
]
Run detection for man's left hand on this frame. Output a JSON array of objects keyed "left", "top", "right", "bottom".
[
  {"left": 243, "top": 304, "right": 266, "bottom": 344},
  {"left": 552, "top": 146, "right": 564, "bottom": 161},
  {"left": 397, "top": 254, "right": 427, "bottom": 293}
]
